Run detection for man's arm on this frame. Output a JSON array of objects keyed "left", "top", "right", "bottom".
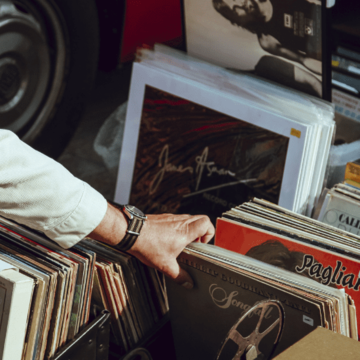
[
  {"left": 89, "top": 203, "right": 215, "bottom": 289},
  {"left": 0, "top": 130, "right": 215, "bottom": 288},
  {"left": 258, "top": 34, "right": 322, "bottom": 75},
  {"left": 0, "top": 130, "right": 107, "bottom": 248}
]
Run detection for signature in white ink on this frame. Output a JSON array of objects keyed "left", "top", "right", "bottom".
[{"left": 149, "top": 144, "right": 236, "bottom": 195}]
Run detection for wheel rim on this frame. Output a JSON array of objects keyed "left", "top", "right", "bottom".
[{"left": 0, "top": 0, "right": 66, "bottom": 142}]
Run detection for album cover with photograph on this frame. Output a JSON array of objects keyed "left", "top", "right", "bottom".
[
  {"left": 215, "top": 208, "right": 360, "bottom": 339},
  {"left": 183, "top": 0, "right": 331, "bottom": 99}
]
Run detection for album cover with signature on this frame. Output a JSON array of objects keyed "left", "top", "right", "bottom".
[
  {"left": 115, "top": 57, "right": 317, "bottom": 216},
  {"left": 126, "top": 85, "right": 288, "bottom": 222},
  {"left": 166, "top": 243, "right": 349, "bottom": 360}
]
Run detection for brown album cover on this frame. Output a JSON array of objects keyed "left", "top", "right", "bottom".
[{"left": 128, "top": 85, "right": 288, "bottom": 224}]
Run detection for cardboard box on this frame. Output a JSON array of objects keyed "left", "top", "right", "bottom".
[{"left": 273, "top": 327, "right": 360, "bottom": 360}]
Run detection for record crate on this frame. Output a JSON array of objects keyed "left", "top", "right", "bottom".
[
  {"left": 51, "top": 311, "right": 177, "bottom": 360},
  {"left": 48, "top": 301, "right": 175, "bottom": 360},
  {"left": 109, "top": 314, "right": 177, "bottom": 360},
  {"left": 52, "top": 310, "right": 111, "bottom": 360}
]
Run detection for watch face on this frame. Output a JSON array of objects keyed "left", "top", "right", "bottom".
[{"left": 125, "top": 204, "right": 146, "bottom": 218}]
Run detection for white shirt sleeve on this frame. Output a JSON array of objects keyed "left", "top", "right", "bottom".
[{"left": 0, "top": 130, "right": 108, "bottom": 249}]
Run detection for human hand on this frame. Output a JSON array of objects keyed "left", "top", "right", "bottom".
[
  {"left": 88, "top": 203, "right": 215, "bottom": 289},
  {"left": 127, "top": 214, "right": 215, "bottom": 289}
]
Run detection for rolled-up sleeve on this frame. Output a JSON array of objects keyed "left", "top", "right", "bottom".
[{"left": 0, "top": 130, "right": 108, "bottom": 248}]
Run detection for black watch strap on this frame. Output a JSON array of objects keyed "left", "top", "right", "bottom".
[
  {"left": 118, "top": 219, "right": 143, "bottom": 251},
  {"left": 109, "top": 202, "right": 146, "bottom": 252}
]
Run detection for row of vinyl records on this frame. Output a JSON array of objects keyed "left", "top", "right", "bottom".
[
  {"left": 167, "top": 195, "right": 360, "bottom": 360},
  {"left": 0, "top": 215, "right": 168, "bottom": 360},
  {"left": 1, "top": 184, "right": 360, "bottom": 360}
]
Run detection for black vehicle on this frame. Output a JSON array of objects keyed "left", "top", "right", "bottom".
[{"left": 0, "top": 0, "right": 123, "bottom": 158}]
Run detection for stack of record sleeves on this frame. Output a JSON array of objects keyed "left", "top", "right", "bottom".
[
  {"left": 116, "top": 45, "right": 335, "bottom": 223},
  {"left": 0, "top": 215, "right": 168, "bottom": 359}
]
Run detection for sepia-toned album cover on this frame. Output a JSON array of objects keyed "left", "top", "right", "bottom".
[{"left": 184, "top": 0, "right": 329, "bottom": 99}]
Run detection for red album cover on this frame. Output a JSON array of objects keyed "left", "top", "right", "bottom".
[
  {"left": 120, "top": 0, "right": 183, "bottom": 63},
  {"left": 215, "top": 217, "right": 360, "bottom": 338}
]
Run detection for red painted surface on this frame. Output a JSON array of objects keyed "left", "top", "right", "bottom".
[{"left": 121, "top": 0, "right": 183, "bottom": 62}]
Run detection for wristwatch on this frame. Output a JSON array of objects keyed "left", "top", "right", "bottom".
[{"left": 115, "top": 204, "right": 147, "bottom": 251}]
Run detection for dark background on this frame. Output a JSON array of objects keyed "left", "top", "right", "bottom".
[{"left": 56, "top": 65, "right": 132, "bottom": 201}]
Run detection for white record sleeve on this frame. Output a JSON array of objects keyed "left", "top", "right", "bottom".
[{"left": 115, "top": 61, "right": 308, "bottom": 215}]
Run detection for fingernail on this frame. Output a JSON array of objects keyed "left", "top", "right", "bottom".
[{"left": 182, "top": 282, "right": 193, "bottom": 289}]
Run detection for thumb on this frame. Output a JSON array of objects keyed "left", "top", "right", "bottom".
[{"left": 169, "top": 260, "right": 194, "bottom": 290}]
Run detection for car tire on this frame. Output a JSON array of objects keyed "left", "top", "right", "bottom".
[{"left": 0, "top": 0, "right": 99, "bottom": 158}]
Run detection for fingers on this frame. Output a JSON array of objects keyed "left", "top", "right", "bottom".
[
  {"left": 165, "top": 259, "right": 194, "bottom": 289},
  {"left": 201, "top": 232, "right": 215, "bottom": 244},
  {"left": 146, "top": 213, "right": 215, "bottom": 244},
  {"left": 187, "top": 215, "right": 215, "bottom": 245},
  {"left": 131, "top": 212, "right": 214, "bottom": 292}
]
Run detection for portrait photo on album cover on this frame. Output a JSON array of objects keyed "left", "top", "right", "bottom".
[{"left": 184, "top": 0, "right": 323, "bottom": 97}]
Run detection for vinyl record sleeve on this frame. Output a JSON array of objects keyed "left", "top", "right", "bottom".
[
  {"left": 0, "top": 225, "right": 81, "bottom": 345},
  {"left": 115, "top": 61, "right": 308, "bottom": 221},
  {"left": 95, "top": 260, "right": 128, "bottom": 349},
  {"left": 71, "top": 245, "right": 96, "bottom": 327},
  {"left": 215, "top": 217, "right": 360, "bottom": 338},
  {"left": 318, "top": 191, "right": 360, "bottom": 235},
  {"left": 111, "top": 264, "right": 138, "bottom": 345},
  {"left": 82, "top": 239, "right": 156, "bottom": 337},
  {"left": 183, "top": 0, "right": 329, "bottom": 99},
  {"left": 0, "top": 222, "right": 81, "bottom": 355},
  {"left": 0, "top": 269, "right": 34, "bottom": 360},
  {"left": 0, "top": 219, "right": 91, "bottom": 341},
  {"left": 167, "top": 243, "right": 340, "bottom": 360},
  {"left": 0, "top": 237, "right": 60, "bottom": 360},
  {"left": 252, "top": 198, "right": 360, "bottom": 246},
  {"left": 0, "top": 247, "right": 50, "bottom": 360},
  {"left": 128, "top": 46, "right": 335, "bottom": 215}
]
